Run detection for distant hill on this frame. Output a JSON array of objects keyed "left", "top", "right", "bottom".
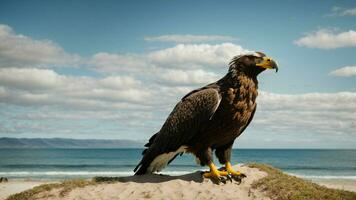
[{"left": 0, "top": 137, "right": 144, "bottom": 148}]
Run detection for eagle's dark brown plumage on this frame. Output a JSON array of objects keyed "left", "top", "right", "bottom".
[{"left": 134, "top": 52, "right": 278, "bottom": 181}]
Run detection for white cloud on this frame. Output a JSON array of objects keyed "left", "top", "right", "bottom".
[
  {"left": 0, "top": 106, "right": 156, "bottom": 139},
  {"left": 89, "top": 43, "right": 248, "bottom": 86},
  {"left": 90, "top": 53, "right": 147, "bottom": 73},
  {"left": 0, "top": 68, "right": 151, "bottom": 108},
  {"left": 254, "top": 91, "right": 356, "bottom": 135},
  {"left": 158, "top": 69, "right": 219, "bottom": 85},
  {"left": 144, "top": 34, "right": 236, "bottom": 43},
  {"left": 329, "top": 66, "right": 356, "bottom": 77},
  {"left": 294, "top": 29, "right": 356, "bottom": 49},
  {"left": 0, "top": 68, "right": 63, "bottom": 90},
  {"left": 0, "top": 24, "right": 81, "bottom": 68},
  {"left": 259, "top": 91, "right": 356, "bottom": 111},
  {"left": 341, "top": 8, "right": 356, "bottom": 16},
  {"left": 99, "top": 76, "right": 141, "bottom": 89},
  {"left": 91, "top": 43, "right": 251, "bottom": 74},
  {"left": 327, "top": 7, "right": 356, "bottom": 16},
  {"left": 148, "top": 43, "right": 250, "bottom": 68},
  {"left": 13, "top": 110, "right": 153, "bottom": 121}
]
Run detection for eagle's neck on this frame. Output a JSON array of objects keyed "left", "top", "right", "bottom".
[
  {"left": 219, "top": 70, "right": 259, "bottom": 90},
  {"left": 216, "top": 69, "right": 259, "bottom": 109}
]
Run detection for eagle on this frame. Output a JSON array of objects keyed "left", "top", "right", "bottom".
[{"left": 134, "top": 52, "right": 278, "bottom": 182}]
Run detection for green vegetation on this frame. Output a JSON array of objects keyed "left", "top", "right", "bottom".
[
  {"left": 249, "top": 163, "right": 356, "bottom": 200},
  {"left": 6, "top": 180, "right": 94, "bottom": 200}
]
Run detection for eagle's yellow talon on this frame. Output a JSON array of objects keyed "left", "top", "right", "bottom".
[
  {"left": 226, "top": 162, "right": 244, "bottom": 176},
  {"left": 203, "top": 170, "right": 228, "bottom": 178},
  {"left": 203, "top": 163, "right": 228, "bottom": 179}
]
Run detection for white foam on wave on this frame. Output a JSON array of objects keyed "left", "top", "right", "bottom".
[{"left": 288, "top": 173, "right": 356, "bottom": 180}]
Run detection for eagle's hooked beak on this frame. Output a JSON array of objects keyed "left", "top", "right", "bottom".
[{"left": 256, "top": 57, "right": 278, "bottom": 72}]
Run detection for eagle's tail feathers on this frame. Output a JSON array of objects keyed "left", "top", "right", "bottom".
[
  {"left": 135, "top": 132, "right": 160, "bottom": 175},
  {"left": 134, "top": 157, "right": 151, "bottom": 175},
  {"left": 135, "top": 146, "right": 186, "bottom": 175},
  {"left": 134, "top": 148, "right": 157, "bottom": 175},
  {"left": 134, "top": 161, "right": 150, "bottom": 175}
]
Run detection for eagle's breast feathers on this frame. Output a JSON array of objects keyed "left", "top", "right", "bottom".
[{"left": 214, "top": 75, "right": 258, "bottom": 138}]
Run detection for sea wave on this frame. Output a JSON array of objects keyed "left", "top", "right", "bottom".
[
  {"left": 282, "top": 166, "right": 356, "bottom": 171},
  {"left": 289, "top": 174, "right": 356, "bottom": 180}
]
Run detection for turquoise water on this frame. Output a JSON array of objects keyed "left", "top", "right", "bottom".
[{"left": 0, "top": 149, "right": 355, "bottom": 180}]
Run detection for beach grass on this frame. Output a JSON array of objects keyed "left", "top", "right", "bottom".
[
  {"left": 6, "top": 180, "right": 95, "bottom": 200},
  {"left": 249, "top": 163, "right": 356, "bottom": 200}
]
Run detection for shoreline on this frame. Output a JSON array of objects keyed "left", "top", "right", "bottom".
[{"left": 312, "top": 179, "right": 356, "bottom": 192}]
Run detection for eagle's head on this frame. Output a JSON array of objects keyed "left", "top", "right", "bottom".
[{"left": 228, "top": 52, "right": 278, "bottom": 77}]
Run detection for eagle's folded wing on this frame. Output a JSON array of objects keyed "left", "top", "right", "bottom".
[{"left": 134, "top": 87, "right": 221, "bottom": 174}]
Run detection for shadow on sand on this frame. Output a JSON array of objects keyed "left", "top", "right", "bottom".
[{"left": 93, "top": 171, "right": 205, "bottom": 184}]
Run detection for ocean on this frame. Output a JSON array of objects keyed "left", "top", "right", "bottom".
[{"left": 0, "top": 149, "right": 355, "bottom": 181}]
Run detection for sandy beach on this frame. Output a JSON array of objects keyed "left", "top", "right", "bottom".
[
  {"left": 2, "top": 164, "right": 356, "bottom": 200},
  {"left": 312, "top": 179, "right": 356, "bottom": 192}
]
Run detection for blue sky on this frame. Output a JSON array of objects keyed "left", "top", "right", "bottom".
[{"left": 0, "top": 0, "right": 355, "bottom": 148}]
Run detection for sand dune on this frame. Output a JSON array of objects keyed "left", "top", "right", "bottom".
[{"left": 28, "top": 165, "right": 269, "bottom": 200}]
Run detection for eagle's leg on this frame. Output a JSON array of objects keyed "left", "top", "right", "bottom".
[
  {"left": 215, "top": 143, "right": 246, "bottom": 180},
  {"left": 197, "top": 148, "right": 228, "bottom": 182},
  {"left": 224, "top": 162, "right": 246, "bottom": 182},
  {"left": 225, "top": 161, "right": 243, "bottom": 176}
]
